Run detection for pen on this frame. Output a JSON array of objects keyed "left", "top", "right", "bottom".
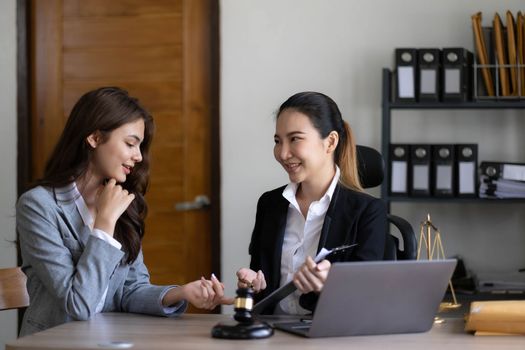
[{"left": 252, "top": 243, "right": 358, "bottom": 314}]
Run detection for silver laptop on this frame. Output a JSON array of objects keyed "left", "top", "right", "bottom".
[{"left": 272, "top": 259, "right": 456, "bottom": 338}]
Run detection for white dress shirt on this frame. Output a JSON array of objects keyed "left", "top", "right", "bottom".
[{"left": 276, "top": 167, "right": 340, "bottom": 314}]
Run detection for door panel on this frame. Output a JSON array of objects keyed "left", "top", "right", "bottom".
[{"left": 30, "top": 0, "right": 219, "bottom": 313}]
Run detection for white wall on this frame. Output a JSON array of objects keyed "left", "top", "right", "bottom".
[
  {"left": 220, "top": 0, "right": 525, "bottom": 311},
  {"left": 0, "top": 0, "right": 18, "bottom": 347}
]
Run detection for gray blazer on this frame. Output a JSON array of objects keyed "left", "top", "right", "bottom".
[{"left": 17, "top": 186, "right": 187, "bottom": 336}]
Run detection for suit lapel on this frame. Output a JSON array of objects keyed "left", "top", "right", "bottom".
[
  {"left": 317, "top": 184, "right": 359, "bottom": 253},
  {"left": 270, "top": 193, "right": 289, "bottom": 291},
  {"left": 54, "top": 185, "right": 91, "bottom": 249},
  {"left": 317, "top": 184, "right": 341, "bottom": 251}
]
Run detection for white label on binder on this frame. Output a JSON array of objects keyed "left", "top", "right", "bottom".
[
  {"left": 398, "top": 67, "right": 415, "bottom": 98},
  {"left": 413, "top": 165, "right": 429, "bottom": 190},
  {"left": 420, "top": 69, "right": 436, "bottom": 94},
  {"left": 391, "top": 161, "right": 407, "bottom": 193},
  {"left": 436, "top": 165, "right": 453, "bottom": 190},
  {"left": 503, "top": 164, "right": 525, "bottom": 182},
  {"left": 459, "top": 162, "right": 475, "bottom": 194},
  {"left": 444, "top": 69, "right": 461, "bottom": 93}
]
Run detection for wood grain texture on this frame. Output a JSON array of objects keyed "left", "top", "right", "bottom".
[
  {"left": 30, "top": 0, "right": 64, "bottom": 179},
  {"left": 63, "top": 0, "right": 182, "bottom": 18},
  {"left": 7, "top": 313, "right": 525, "bottom": 350},
  {"left": 63, "top": 15, "right": 183, "bottom": 48}
]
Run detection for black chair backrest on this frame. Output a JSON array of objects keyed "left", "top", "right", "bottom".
[
  {"left": 355, "top": 145, "right": 417, "bottom": 260},
  {"left": 356, "top": 145, "right": 384, "bottom": 188}
]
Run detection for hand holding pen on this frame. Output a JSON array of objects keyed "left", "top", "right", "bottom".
[
  {"left": 292, "top": 243, "right": 358, "bottom": 293},
  {"left": 236, "top": 244, "right": 357, "bottom": 296},
  {"left": 293, "top": 256, "right": 331, "bottom": 293},
  {"left": 248, "top": 243, "right": 358, "bottom": 314}
]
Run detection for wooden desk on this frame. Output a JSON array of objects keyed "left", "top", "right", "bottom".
[{"left": 6, "top": 313, "right": 524, "bottom": 350}]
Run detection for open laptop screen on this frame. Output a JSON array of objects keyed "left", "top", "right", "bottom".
[{"left": 273, "top": 259, "right": 456, "bottom": 338}]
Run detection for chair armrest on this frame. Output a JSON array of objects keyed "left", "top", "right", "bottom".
[{"left": 387, "top": 214, "right": 417, "bottom": 260}]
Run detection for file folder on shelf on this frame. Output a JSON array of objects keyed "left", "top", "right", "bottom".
[
  {"left": 517, "top": 11, "right": 525, "bottom": 97},
  {"left": 389, "top": 144, "right": 409, "bottom": 196},
  {"left": 480, "top": 161, "right": 525, "bottom": 182},
  {"left": 418, "top": 48, "right": 441, "bottom": 101},
  {"left": 455, "top": 144, "right": 478, "bottom": 197},
  {"left": 432, "top": 144, "right": 455, "bottom": 197},
  {"left": 480, "top": 175, "right": 525, "bottom": 199},
  {"left": 442, "top": 48, "right": 473, "bottom": 101},
  {"left": 506, "top": 11, "right": 518, "bottom": 96},
  {"left": 493, "top": 13, "right": 510, "bottom": 97},
  {"left": 471, "top": 12, "right": 495, "bottom": 97},
  {"left": 409, "top": 144, "right": 431, "bottom": 196},
  {"left": 395, "top": 48, "right": 418, "bottom": 102}
]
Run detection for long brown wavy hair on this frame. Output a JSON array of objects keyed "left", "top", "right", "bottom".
[
  {"left": 36, "top": 87, "right": 154, "bottom": 264},
  {"left": 277, "top": 91, "right": 363, "bottom": 192}
]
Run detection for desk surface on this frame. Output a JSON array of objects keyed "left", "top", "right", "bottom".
[{"left": 6, "top": 313, "right": 524, "bottom": 350}]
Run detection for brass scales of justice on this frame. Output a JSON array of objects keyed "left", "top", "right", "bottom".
[{"left": 417, "top": 214, "right": 461, "bottom": 315}]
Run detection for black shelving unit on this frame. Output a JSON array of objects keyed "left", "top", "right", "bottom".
[{"left": 381, "top": 68, "right": 525, "bottom": 210}]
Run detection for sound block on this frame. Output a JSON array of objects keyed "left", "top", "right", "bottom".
[{"left": 211, "top": 321, "right": 273, "bottom": 339}]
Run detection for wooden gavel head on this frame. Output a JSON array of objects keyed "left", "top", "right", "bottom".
[{"left": 233, "top": 288, "right": 254, "bottom": 323}]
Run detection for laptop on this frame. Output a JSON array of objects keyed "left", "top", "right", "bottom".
[{"left": 272, "top": 259, "right": 456, "bottom": 338}]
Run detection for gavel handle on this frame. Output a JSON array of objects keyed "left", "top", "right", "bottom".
[{"left": 252, "top": 281, "right": 296, "bottom": 314}]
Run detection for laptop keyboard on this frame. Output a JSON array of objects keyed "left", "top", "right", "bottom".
[{"left": 278, "top": 319, "right": 312, "bottom": 330}]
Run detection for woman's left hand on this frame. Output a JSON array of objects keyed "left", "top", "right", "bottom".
[
  {"left": 293, "top": 256, "right": 331, "bottom": 294},
  {"left": 163, "top": 274, "right": 234, "bottom": 310}
]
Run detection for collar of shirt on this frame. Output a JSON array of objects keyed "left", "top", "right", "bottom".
[
  {"left": 54, "top": 182, "right": 93, "bottom": 228},
  {"left": 282, "top": 166, "right": 340, "bottom": 216},
  {"left": 74, "top": 182, "right": 94, "bottom": 229}
]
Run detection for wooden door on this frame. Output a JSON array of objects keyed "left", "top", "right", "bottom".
[{"left": 29, "top": 0, "right": 220, "bottom": 312}]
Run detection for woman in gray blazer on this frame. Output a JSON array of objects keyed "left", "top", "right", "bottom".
[{"left": 17, "top": 87, "right": 232, "bottom": 336}]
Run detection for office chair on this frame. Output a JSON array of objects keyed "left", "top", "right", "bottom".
[
  {"left": 0, "top": 267, "right": 29, "bottom": 311},
  {"left": 356, "top": 145, "right": 417, "bottom": 260}
]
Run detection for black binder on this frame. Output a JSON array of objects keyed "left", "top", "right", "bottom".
[
  {"left": 409, "top": 144, "right": 431, "bottom": 196},
  {"left": 479, "top": 161, "right": 525, "bottom": 181},
  {"left": 441, "top": 48, "right": 473, "bottom": 101},
  {"left": 432, "top": 144, "right": 456, "bottom": 197},
  {"left": 480, "top": 162, "right": 501, "bottom": 180},
  {"left": 395, "top": 48, "right": 418, "bottom": 102},
  {"left": 455, "top": 144, "right": 478, "bottom": 197},
  {"left": 389, "top": 144, "right": 409, "bottom": 196},
  {"left": 418, "top": 48, "right": 441, "bottom": 101}
]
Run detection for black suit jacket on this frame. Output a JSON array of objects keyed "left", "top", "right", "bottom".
[{"left": 248, "top": 183, "right": 387, "bottom": 314}]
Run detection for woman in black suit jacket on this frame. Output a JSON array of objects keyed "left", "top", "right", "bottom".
[{"left": 237, "top": 92, "right": 386, "bottom": 314}]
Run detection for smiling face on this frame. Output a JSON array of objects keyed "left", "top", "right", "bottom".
[
  {"left": 273, "top": 109, "right": 338, "bottom": 186},
  {"left": 87, "top": 118, "right": 145, "bottom": 183}
]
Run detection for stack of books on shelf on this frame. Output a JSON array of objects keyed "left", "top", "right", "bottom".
[{"left": 479, "top": 162, "right": 525, "bottom": 199}]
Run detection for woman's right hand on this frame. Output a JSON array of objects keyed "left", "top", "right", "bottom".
[
  {"left": 94, "top": 178, "right": 135, "bottom": 236},
  {"left": 236, "top": 268, "right": 267, "bottom": 293}
]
